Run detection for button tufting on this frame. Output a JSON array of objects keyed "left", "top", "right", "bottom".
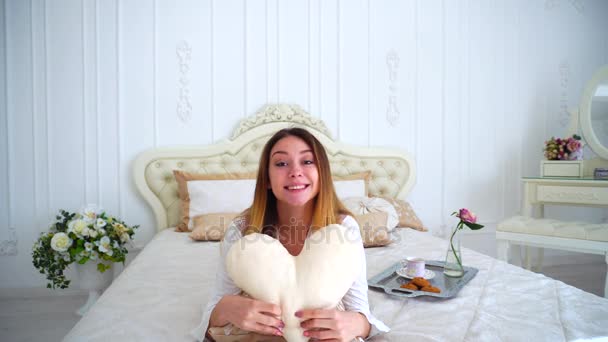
[
  {"left": 341, "top": 161, "right": 346, "bottom": 166},
  {"left": 177, "top": 162, "right": 184, "bottom": 167},
  {"left": 241, "top": 161, "right": 247, "bottom": 166},
  {"left": 395, "top": 161, "right": 401, "bottom": 167},
  {"left": 200, "top": 162, "right": 206, "bottom": 167},
  {"left": 377, "top": 161, "right": 383, "bottom": 166},
  {"left": 155, "top": 162, "right": 161, "bottom": 168},
  {"left": 251, "top": 144, "right": 258, "bottom": 151},
  {"left": 360, "top": 161, "right": 366, "bottom": 167}
]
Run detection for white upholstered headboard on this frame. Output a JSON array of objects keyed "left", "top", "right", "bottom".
[{"left": 133, "top": 104, "right": 416, "bottom": 232}]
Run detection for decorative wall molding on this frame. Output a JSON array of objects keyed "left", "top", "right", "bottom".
[
  {"left": 386, "top": 50, "right": 400, "bottom": 127},
  {"left": 0, "top": 227, "right": 18, "bottom": 256},
  {"left": 231, "top": 104, "right": 332, "bottom": 139},
  {"left": 176, "top": 40, "right": 192, "bottom": 124}
]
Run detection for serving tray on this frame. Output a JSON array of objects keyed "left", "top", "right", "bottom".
[{"left": 368, "top": 260, "right": 478, "bottom": 298}]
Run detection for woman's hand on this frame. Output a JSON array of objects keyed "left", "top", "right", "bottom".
[
  {"left": 211, "top": 295, "right": 284, "bottom": 337},
  {"left": 297, "top": 308, "right": 370, "bottom": 341}
]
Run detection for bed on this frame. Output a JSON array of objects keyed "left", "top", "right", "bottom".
[{"left": 64, "top": 104, "right": 608, "bottom": 341}]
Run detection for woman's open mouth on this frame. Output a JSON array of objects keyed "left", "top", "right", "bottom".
[{"left": 284, "top": 184, "right": 310, "bottom": 191}]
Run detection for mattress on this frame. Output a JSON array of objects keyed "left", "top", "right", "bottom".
[{"left": 63, "top": 228, "right": 608, "bottom": 341}]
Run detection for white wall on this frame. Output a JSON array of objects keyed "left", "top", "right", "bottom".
[{"left": 1, "top": 0, "right": 607, "bottom": 288}]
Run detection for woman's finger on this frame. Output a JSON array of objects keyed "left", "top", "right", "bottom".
[
  {"left": 304, "top": 328, "right": 337, "bottom": 340},
  {"left": 300, "top": 318, "right": 335, "bottom": 330},
  {"left": 250, "top": 322, "right": 283, "bottom": 337}
]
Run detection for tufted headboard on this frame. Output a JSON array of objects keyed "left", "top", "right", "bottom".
[{"left": 133, "top": 104, "right": 416, "bottom": 232}]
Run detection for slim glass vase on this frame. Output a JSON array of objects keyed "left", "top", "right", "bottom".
[{"left": 443, "top": 231, "right": 464, "bottom": 278}]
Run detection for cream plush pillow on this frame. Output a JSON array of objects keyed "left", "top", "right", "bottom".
[
  {"left": 342, "top": 196, "right": 399, "bottom": 230},
  {"left": 226, "top": 224, "right": 360, "bottom": 342},
  {"left": 189, "top": 213, "right": 238, "bottom": 241},
  {"left": 174, "top": 170, "right": 256, "bottom": 232}
]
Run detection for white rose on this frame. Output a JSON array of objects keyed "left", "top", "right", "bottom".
[
  {"left": 50, "top": 233, "right": 72, "bottom": 253},
  {"left": 68, "top": 219, "right": 88, "bottom": 236},
  {"left": 89, "top": 230, "right": 98, "bottom": 238}
]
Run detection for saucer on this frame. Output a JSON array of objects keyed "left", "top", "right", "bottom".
[{"left": 396, "top": 268, "right": 435, "bottom": 280}]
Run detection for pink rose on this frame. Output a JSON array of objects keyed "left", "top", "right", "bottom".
[
  {"left": 566, "top": 139, "right": 581, "bottom": 153},
  {"left": 458, "top": 208, "right": 477, "bottom": 224}
]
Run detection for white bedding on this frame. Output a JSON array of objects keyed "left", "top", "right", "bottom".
[{"left": 63, "top": 228, "right": 608, "bottom": 341}]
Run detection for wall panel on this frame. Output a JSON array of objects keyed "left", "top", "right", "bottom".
[
  {"left": 246, "top": 0, "right": 268, "bottom": 115},
  {"left": 120, "top": 0, "right": 156, "bottom": 243},
  {"left": 318, "top": 0, "right": 338, "bottom": 136},
  {"left": 339, "top": 0, "right": 369, "bottom": 145},
  {"left": 97, "top": 0, "right": 119, "bottom": 216},
  {"left": 369, "top": 0, "right": 415, "bottom": 150},
  {"left": 412, "top": 0, "right": 443, "bottom": 228},
  {"left": 212, "top": 0, "right": 245, "bottom": 140},
  {"left": 0, "top": 0, "right": 8, "bottom": 244},
  {"left": 157, "top": 0, "right": 212, "bottom": 146},
  {"left": 47, "top": 0, "right": 85, "bottom": 211}
]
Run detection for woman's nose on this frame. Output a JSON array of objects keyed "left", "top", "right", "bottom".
[{"left": 289, "top": 164, "right": 302, "bottom": 177}]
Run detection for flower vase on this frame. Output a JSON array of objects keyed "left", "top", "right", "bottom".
[
  {"left": 75, "top": 261, "right": 113, "bottom": 316},
  {"left": 444, "top": 231, "right": 464, "bottom": 278}
]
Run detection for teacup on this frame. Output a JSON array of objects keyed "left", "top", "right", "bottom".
[{"left": 404, "top": 257, "right": 425, "bottom": 277}]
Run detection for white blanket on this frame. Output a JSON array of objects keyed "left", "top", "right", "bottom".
[{"left": 63, "top": 229, "right": 608, "bottom": 341}]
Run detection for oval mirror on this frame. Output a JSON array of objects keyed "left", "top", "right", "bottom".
[{"left": 580, "top": 65, "right": 608, "bottom": 160}]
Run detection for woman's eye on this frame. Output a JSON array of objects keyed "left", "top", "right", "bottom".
[
  {"left": 303, "top": 160, "right": 314, "bottom": 165},
  {"left": 275, "top": 161, "right": 287, "bottom": 167}
]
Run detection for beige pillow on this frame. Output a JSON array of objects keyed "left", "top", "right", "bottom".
[
  {"left": 189, "top": 213, "right": 239, "bottom": 241},
  {"left": 354, "top": 211, "right": 392, "bottom": 247},
  {"left": 174, "top": 170, "right": 257, "bottom": 232},
  {"left": 380, "top": 196, "right": 427, "bottom": 231}
]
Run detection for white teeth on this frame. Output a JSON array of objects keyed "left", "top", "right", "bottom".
[{"left": 287, "top": 185, "right": 306, "bottom": 190}]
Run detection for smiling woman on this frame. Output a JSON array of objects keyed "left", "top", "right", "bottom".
[{"left": 201, "top": 127, "right": 389, "bottom": 341}]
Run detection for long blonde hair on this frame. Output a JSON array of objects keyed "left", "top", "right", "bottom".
[{"left": 243, "top": 128, "right": 351, "bottom": 235}]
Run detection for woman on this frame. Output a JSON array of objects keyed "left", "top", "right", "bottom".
[{"left": 193, "top": 127, "right": 389, "bottom": 341}]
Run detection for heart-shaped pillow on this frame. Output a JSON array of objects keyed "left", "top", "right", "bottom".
[{"left": 226, "top": 224, "right": 361, "bottom": 342}]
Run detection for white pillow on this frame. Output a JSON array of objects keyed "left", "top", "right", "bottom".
[
  {"left": 333, "top": 179, "right": 367, "bottom": 199},
  {"left": 342, "top": 196, "right": 399, "bottom": 230},
  {"left": 186, "top": 179, "right": 255, "bottom": 229},
  {"left": 226, "top": 224, "right": 360, "bottom": 342}
]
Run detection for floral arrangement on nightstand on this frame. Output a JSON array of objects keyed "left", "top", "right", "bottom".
[
  {"left": 32, "top": 205, "right": 139, "bottom": 289},
  {"left": 543, "top": 134, "right": 583, "bottom": 160}
]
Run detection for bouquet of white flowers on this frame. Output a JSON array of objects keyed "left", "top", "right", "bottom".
[{"left": 32, "top": 205, "right": 139, "bottom": 289}]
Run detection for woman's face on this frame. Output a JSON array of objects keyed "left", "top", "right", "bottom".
[{"left": 268, "top": 135, "right": 320, "bottom": 208}]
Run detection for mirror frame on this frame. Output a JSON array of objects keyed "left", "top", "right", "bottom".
[{"left": 580, "top": 65, "right": 608, "bottom": 160}]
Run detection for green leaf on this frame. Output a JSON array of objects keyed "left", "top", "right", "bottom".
[{"left": 463, "top": 222, "right": 484, "bottom": 230}]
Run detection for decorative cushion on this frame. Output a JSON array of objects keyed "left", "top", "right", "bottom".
[
  {"left": 225, "top": 224, "right": 360, "bottom": 342},
  {"left": 354, "top": 212, "right": 392, "bottom": 247},
  {"left": 189, "top": 213, "right": 239, "bottom": 241},
  {"left": 333, "top": 171, "right": 370, "bottom": 200},
  {"left": 173, "top": 170, "right": 256, "bottom": 232},
  {"left": 342, "top": 196, "right": 399, "bottom": 230},
  {"left": 379, "top": 196, "right": 427, "bottom": 231}
]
